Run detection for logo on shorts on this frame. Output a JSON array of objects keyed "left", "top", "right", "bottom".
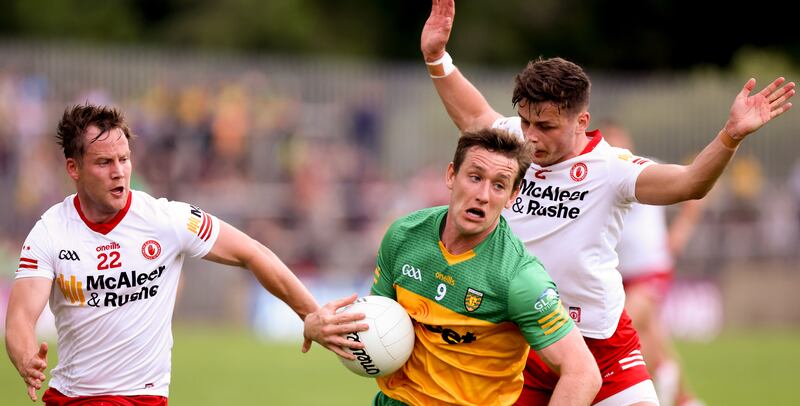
[
  {"left": 464, "top": 288, "right": 484, "bottom": 312},
  {"left": 569, "top": 163, "right": 588, "bottom": 182},
  {"left": 141, "top": 240, "right": 162, "bottom": 260},
  {"left": 568, "top": 306, "right": 581, "bottom": 322}
]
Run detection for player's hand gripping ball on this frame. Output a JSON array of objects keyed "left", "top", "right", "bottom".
[{"left": 337, "top": 295, "right": 415, "bottom": 377}]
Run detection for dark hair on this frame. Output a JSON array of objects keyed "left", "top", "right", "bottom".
[
  {"left": 512, "top": 57, "right": 591, "bottom": 116},
  {"left": 452, "top": 128, "right": 533, "bottom": 190},
  {"left": 56, "top": 104, "right": 133, "bottom": 159}
]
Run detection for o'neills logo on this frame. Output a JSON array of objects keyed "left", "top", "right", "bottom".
[
  {"left": 96, "top": 242, "right": 120, "bottom": 252},
  {"left": 344, "top": 331, "right": 380, "bottom": 375},
  {"left": 141, "top": 240, "right": 161, "bottom": 260}
]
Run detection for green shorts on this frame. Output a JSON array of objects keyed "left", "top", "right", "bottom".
[{"left": 373, "top": 391, "right": 408, "bottom": 406}]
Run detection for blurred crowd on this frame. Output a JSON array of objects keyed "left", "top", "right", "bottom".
[
  {"left": 0, "top": 55, "right": 799, "bottom": 307},
  {"left": 0, "top": 66, "right": 451, "bottom": 285}
]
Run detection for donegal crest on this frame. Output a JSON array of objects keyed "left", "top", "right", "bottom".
[{"left": 464, "top": 288, "right": 484, "bottom": 312}]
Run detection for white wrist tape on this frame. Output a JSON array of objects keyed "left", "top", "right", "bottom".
[{"left": 426, "top": 52, "right": 456, "bottom": 79}]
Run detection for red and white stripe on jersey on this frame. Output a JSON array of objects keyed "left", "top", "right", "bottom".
[
  {"left": 18, "top": 257, "right": 38, "bottom": 272},
  {"left": 198, "top": 212, "right": 213, "bottom": 241}
]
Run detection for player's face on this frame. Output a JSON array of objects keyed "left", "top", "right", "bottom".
[
  {"left": 444, "top": 147, "right": 520, "bottom": 245},
  {"left": 66, "top": 126, "right": 132, "bottom": 223},
  {"left": 517, "top": 101, "right": 589, "bottom": 167}
]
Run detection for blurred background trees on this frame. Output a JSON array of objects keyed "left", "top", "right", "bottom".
[{"left": 1, "top": 0, "right": 797, "bottom": 71}]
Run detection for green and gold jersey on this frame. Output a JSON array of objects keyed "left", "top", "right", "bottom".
[{"left": 371, "top": 206, "right": 573, "bottom": 406}]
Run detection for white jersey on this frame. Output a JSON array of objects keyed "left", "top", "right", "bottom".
[
  {"left": 494, "top": 117, "right": 654, "bottom": 339},
  {"left": 15, "top": 190, "right": 220, "bottom": 397},
  {"left": 616, "top": 202, "right": 673, "bottom": 279}
]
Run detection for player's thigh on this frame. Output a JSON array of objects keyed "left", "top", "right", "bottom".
[{"left": 593, "top": 379, "right": 659, "bottom": 406}]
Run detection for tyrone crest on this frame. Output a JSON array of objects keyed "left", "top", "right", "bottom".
[{"left": 464, "top": 288, "right": 484, "bottom": 312}]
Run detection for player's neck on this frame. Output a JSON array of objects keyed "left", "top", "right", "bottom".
[{"left": 75, "top": 192, "right": 124, "bottom": 224}]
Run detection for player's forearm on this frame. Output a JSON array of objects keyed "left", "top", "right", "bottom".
[
  {"left": 5, "top": 312, "right": 38, "bottom": 374},
  {"left": 431, "top": 68, "right": 500, "bottom": 132},
  {"left": 680, "top": 130, "right": 738, "bottom": 199},
  {"left": 249, "top": 243, "right": 319, "bottom": 320},
  {"left": 549, "top": 367, "right": 601, "bottom": 406}
]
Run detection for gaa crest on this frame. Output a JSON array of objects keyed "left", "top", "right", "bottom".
[{"left": 464, "top": 288, "right": 484, "bottom": 312}]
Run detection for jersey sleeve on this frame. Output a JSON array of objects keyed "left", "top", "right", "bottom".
[
  {"left": 16, "top": 220, "right": 56, "bottom": 280},
  {"left": 370, "top": 224, "right": 397, "bottom": 300},
  {"left": 165, "top": 201, "right": 221, "bottom": 258},
  {"left": 608, "top": 147, "right": 656, "bottom": 203},
  {"left": 492, "top": 116, "right": 524, "bottom": 141},
  {"left": 507, "top": 260, "right": 574, "bottom": 350}
]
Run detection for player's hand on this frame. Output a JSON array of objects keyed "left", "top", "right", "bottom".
[
  {"left": 301, "top": 293, "right": 368, "bottom": 360},
  {"left": 723, "top": 77, "right": 795, "bottom": 140},
  {"left": 20, "top": 342, "right": 48, "bottom": 401},
  {"left": 421, "top": 0, "right": 455, "bottom": 62}
]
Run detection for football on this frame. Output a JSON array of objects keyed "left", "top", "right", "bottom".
[{"left": 336, "top": 295, "right": 415, "bottom": 377}]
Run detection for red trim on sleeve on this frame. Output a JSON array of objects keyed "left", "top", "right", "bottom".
[
  {"left": 74, "top": 192, "right": 133, "bottom": 235},
  {"left": 579, "top": 130, "right": 603, "bottom": 155},
  {"left": 199, "top": 213, "right": 213, "bottom": 241}
]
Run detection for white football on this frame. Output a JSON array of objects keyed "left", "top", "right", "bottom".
[{"left": 336, "top": 295, "right": 415, "bottom": 377}]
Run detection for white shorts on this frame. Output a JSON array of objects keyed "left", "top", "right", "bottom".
[{"left": 593, "top": 379, "right": 659, "bottom": 406}]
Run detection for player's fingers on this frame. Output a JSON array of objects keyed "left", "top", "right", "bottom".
[
  {"left": 768, "top": 82, "right": 796, "bottom": 104},
  {"left": 769, "top": 90, "right": 794, "bottom": 109},
  {"left": 327, "top": 344, "right": 356, "bottom": 360},
  {"left": 758, "top": 77, "right": 785, "bottom": 97},
  {"left": 770, "top": 102, "right": 793, "bottom": 119},
  {"left": 28, "top": 385, "right": 37, "bottom": 401},
  {"left": 300, "top": 337, "right": 312, "bottom": 354},
  {"left": 327, "top": 293, "right": 359, "bottom": 310},
  {"left": 38, "top": 342, "right": 48, "bottom": 358},
  {"left": 329, "top": 322, "right": 369, "bottom": 336},
  {"left": 333, "top": 311, "right": 366, "bottom": 323},
  {"left": 739, "top": 78, "right": 756, "bottom": 98}
]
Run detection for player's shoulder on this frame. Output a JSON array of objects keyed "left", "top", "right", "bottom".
[
  {"left": 382, "top": 206, "right": 444, "bottom": 249},
  {"left": 389, "top": 206, "right": 445, "bottom": 233},
  {"left": 39, "top": 194, "right": 78, "bottom": 225},
  {"left": 594, "top": 138, "right": 656, "bottom": 167}
]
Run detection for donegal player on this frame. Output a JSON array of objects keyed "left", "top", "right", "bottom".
[{"left": 371, "top": 128, "right": 600, "bottom": 405}]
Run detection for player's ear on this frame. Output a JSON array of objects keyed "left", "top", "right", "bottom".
[
  {"left": 576, "top": 111, "right": 590, "bottom": 134},
  {"left": 445, "top": 162, "right": 456, "bottom": 191},
  {"left": 66, "top": 157, "right": 80, "bottom": 181},
  {"left": 506, "top": 185, "right": 521, "bottom": 209}
]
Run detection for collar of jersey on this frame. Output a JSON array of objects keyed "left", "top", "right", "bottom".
[
  {"left": 580, "top": 129, "right": 603, "bottom": 155},
  {"left": 73, "top": 191, "right": 133, "bottom": 235}
]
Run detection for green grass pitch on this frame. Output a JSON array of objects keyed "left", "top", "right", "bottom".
[{"left": 2, "top": 327, "right": 798, "bottom": 405}]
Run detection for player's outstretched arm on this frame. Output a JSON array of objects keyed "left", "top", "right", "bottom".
[
  {"left": 203, "top": 221, "right": 367, "bottom": 357},
  {"left": 422, "top": 0, "right": 502, "bottom": 132},
  {"left": 636, "top": 77, "right": 795, "bottom": 205},
  {"left": 537, "top": 328, "right": 601, "bottom": 405},
  {"left": 5, "top": 277, "right": 51, "bottom": 402}
]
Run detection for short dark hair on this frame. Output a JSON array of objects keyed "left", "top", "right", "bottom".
[
  {"left": 512, "top": 57, "right": 591, "bottom": 116},
  {"left": 56, "top": 104, "right": 133, "bottom": 159},
  {"left": 452, "top": 128, "right": 533, "bottom": 190}
]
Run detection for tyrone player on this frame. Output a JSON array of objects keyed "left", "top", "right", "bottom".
[
  {"left": 5, "top": 104, "right": 368, "bottom": 404},
  {"left": 420, "top": 1, "right": 794, "bottom": 404},
  {"left": 604, "top": 122, "right": 705, "bottom": 406}
]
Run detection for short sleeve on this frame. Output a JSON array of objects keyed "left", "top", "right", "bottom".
[
  {"left": 16, "top": 221, "right": 56, "bottom": 280},
  {"left": 608, "top": 148, "right": 656, "bottom": 204},
  {"left": 507, "top": 261, "right": 574, "bottom": 350},
  {"left": 369, "top": 227, "right": 396, "bottom": 299},
  {"left": 492, "top": 116, "right": 524, "bottom": 141},
  {"left": 166, "top": 201, "right": 221, "bottom": 258}
]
